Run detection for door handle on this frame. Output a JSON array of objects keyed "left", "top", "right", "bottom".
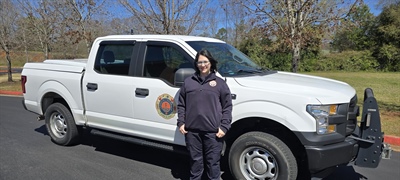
[
  {"left": 135, "top": 88, "right": 149, "bottom": 96},
  {"left": 87, "top": 83, "right": 98, "bottom": 91}
]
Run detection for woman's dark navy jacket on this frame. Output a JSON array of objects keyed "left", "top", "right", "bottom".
[{"left": 177, "top": 72, "right": 233, "bottom": 133}]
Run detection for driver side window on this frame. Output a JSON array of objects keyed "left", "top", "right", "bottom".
[{"left": 143, "top": 45, "right": 193, "bottom": 85}]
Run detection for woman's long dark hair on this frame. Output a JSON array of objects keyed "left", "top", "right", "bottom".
[{"left": 194, "top": 49, "right": 218, "bottom": 74}]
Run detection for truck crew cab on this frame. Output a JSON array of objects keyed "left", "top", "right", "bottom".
[{"left": 21, "top": 35, "right": 391, "bottom": 179}]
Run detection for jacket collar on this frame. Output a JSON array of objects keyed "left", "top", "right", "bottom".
[{"left": 192, "top": 72, "right": 216, "bottom": 84}]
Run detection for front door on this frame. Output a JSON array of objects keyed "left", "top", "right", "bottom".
[{"left": 132, "top": 41, "right": 194, "bottom": 145}]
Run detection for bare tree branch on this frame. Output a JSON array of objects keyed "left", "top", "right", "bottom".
[{"left": 118, "top": 0, "right": 209, "bottom": 35}]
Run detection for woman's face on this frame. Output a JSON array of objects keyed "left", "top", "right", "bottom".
[{"left": 197, "top": 55, "right": 211, "bottom": 76}]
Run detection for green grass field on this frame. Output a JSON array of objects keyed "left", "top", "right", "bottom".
[
  {"left": 304, "top": 72, "right": 400, "bottom": 137},
  {"left": 1, "top": 71, "right": 399, "bottom": 136},
  {"left": 304, "top": 72, "right": 400, "bottom": 112}
]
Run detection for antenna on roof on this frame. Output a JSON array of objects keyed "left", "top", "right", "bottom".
[{"left": 130, "top": 29, "right": 134, "bottom": 35}]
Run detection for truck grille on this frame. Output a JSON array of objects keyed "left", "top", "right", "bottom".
[{"left": 346, "top": 95, "right": 359, "bottom": 135}]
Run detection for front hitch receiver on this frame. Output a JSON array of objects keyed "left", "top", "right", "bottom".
[
  {"left": 382, "top": 143, "right": 392, "bottom": 159},
  {"left": 354, "top": 88, "right": 391, "bottom": 168}
]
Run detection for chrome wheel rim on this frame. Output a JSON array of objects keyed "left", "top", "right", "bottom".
[
  {"left": 239, "top": 147, "right": 278, "bottom": 180},
  {"left": 49, "top": 112, "right": 67, "bottom": 138}
]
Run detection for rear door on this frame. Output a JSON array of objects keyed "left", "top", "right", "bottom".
[{"left": 83, "top": 40, "right": 142, "bottom": 135}]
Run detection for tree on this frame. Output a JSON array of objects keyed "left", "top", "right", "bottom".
[
  {"left": 238, "top": 28, "right": 273, "bottom": 68},
  {"left": 372, "top": 2, "right": 400, "bottom": 71},
  {"left": 17, "top": 0, "right": 59, "bottom": 59},
  {"left": 215, "top": 28, "right": 227, "bottom": 41},
  {"left": 332, "top": 4, "right": 376, "bottom": 52},
  {"left": 118, "top": 0, "right": 209, "bottom": 35},
  {"left": 376, "top": 0, "right": 400, "bottom": 8},
  {"left": 55, "top": 0, "right": 107, "bottom": 53},
  {"left": 201, "top": 6, "right": 219, "bottom": 38},
  {"left": 0, "top": 0, "right": 19, "bottom": 82},
  {"left": 219, "top": 0, "right": 252, "bottom": 46},
  {"left": 242, "top": 0, "right": 362, "bottom": 72}
]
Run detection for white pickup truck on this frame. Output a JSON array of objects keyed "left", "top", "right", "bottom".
[{"left": 21, "top": 35, "right": 390, "bottom": 179}]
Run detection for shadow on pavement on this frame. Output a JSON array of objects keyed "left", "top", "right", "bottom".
[
  {"left": 33, "top": 125, "right": 238, "bottom": 180},
  {"left": 33, "top": 125, "right": 371, "bottom": 180},
  {"left": 323, "top": 165, "right": 367, "bottom": 180}
]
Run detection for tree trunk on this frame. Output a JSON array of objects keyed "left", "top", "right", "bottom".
[
  {"left": 85, "top": 39, "right": 91, "bottom": 54},
  {"left": 45, "top": 42, "right": 49, "bottom": 59},
  {"left": 292, "top": 40, "right": 301, "bottom": 73},
  {"left": 6, "top": 51, "right": 13, "bottom": 82},
  {"left": 22, "top": 27, "right": 29, "bottom": 63}
]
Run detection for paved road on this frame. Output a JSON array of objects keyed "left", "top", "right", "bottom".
[
  {"left": 0, "top": 67, "right": 22, "bottom": 75},
  {"left": 1, "top": 95, "right": 399, "bottom": 180}
]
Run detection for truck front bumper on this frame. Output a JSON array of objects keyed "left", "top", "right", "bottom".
[{"left": 305, "top": 137, "right": 358, "bottom": 172}]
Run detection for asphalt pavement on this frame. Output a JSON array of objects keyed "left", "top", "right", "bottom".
[
  {"left": 0, "top": 67, "right": 22, "bottom": 75},
  {"left": 1, "top": 95, "right": 399, "bottom": 180}
]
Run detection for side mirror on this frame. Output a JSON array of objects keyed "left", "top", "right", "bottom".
[{"left": 174, "top": 68, "right": 195, "bottom": 86}]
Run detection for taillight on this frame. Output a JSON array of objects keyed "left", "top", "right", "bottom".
[{"left": 21, "top": 75, "right": 27, "bottom": 93}]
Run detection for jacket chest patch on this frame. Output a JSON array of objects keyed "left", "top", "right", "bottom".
[{"left": 209, "top": 80, "right": 217, "bottom": 87}]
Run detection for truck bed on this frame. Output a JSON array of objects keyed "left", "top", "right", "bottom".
[{"left": 23, "top": 59, "right": 87, "bottom": 73}]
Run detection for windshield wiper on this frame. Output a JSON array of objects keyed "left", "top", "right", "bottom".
[
  {"left": 236, "top": 69, "right": 263, "bottom": 74},
  {"left": 257, "top": 67, "right": 270, "bottom": 71}
]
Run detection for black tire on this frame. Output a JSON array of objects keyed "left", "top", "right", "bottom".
[
  {"left": 229, "top": 131, "right": 297, "bottom": 180},
  {"left": 45, "top": 103, "right": 79, "bottom": 146}
]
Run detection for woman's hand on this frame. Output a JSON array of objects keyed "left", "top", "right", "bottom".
[
  {"left": 179, "top": 124, "right": 188, "bottom": 134},
  {"left": 216, "top": 128, "right": 225, "bottom": 138}
]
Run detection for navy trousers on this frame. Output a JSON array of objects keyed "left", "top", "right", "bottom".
[{"left": 185, "top": 131, "right": 223, "bottom": 180}]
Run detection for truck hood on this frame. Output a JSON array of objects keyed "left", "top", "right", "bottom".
[{"left": 233, "top": 71, "right": 355, "bottom": 104}]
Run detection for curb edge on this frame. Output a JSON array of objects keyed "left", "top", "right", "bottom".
[{"left": 0, "top": 90, "right": 22, "bottom": 96}]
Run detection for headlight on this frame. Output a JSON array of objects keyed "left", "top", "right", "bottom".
[{"left": 307, "top": 105, "right": 338, "bottom": 134}]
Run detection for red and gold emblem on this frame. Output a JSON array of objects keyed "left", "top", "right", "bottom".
[{"left": 155, "top": 93, "right": 176, "bottom": 119}]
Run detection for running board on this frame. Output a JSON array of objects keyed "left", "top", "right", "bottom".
[{"left": 90, "top": 129, "right": 188, "bottom": 155}]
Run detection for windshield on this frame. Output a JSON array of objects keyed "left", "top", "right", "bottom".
[{"left": 187, "top": 41, "right": 266, "bottom": 77}]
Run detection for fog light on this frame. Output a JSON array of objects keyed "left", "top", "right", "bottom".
[{"left": 327, "top": 125, "right": 336, "bottom": 133}]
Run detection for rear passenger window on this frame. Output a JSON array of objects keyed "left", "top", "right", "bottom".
[{"left": 94, "top": 44, "right": 134, "bottom": 75}]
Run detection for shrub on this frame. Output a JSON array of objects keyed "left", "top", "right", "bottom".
[{"left": 316, "top": 50, "right": 379, "bottom": 71}]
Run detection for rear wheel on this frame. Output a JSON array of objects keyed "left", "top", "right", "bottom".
[
  {"left": 45, "top": 103, "right": 79, "bottom": 146},
  {"left": 229, "top": 131, "right": 297, "bottom": 180}
]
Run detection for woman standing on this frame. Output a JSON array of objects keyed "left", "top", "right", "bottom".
[{"left": 177, "top": 49, "right": 233, "bottom": 180}]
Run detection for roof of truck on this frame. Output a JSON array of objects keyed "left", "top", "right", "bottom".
[{"left": 98, "top": 34, "right": 225, "bottom": 43}]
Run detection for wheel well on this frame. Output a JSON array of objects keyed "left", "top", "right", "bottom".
[
  {"left": 225, "top": 117, "right": 309, "bottom": 176},
  {"left": 41, "top": 92, "right": 70, "bottom": 114}
]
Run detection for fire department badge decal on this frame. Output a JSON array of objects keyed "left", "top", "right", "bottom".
[
  {"left": 156, "top": 93, "right": 176, "bottom": 119},
  {"left": 209, "top": 80, "right": 217, "bottom": 87}
]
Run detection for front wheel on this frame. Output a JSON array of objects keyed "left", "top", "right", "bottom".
[
  {"left": 45, "top": 103, "right": 79, "bottom": 146},
  {"left": 229, "top": 131, "right": 297, "bottom": 180}
]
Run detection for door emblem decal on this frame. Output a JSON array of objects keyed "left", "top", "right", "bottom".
[{"left": 156, "top": 93, "right": 176, "bottom": 119}]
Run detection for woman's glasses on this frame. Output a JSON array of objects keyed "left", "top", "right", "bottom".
[{"left": 197, "top": 61, "right": 210, "bottom": 65}]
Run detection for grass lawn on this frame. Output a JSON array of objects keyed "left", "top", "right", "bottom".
[
  {"left": 1, "top": 71, "right": 399, "bottom": 136},
  {"left": 0, "top": 73, "right": 22, "bottom": 91},
  {"left": 304, "top": 72, "right": 400, "bottom": 137}
]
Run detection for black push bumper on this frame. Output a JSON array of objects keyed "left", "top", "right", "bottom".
[{"left": 300, "top": 88, "right": 391, "bottom": 173}]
